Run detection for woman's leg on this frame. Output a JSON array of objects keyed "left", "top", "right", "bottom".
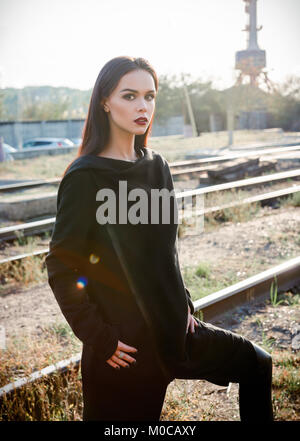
[
  {"left": 81, "top": 343, "right": 170, "bottom": 421},
  {"left": 175, "top": 320, "right": 274, "bottom": 422},
  {"left": 238, "top": 342, "right": 273, "bottom": 422},
  {"left": 82, "top": 374, "right": 169, "bottom": 421}
]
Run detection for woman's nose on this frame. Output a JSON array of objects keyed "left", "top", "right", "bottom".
[{"left": 136, "top": 99, "right": 147, "bottom": 111}]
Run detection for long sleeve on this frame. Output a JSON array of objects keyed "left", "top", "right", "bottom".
[
  {"left": 45, "top": 170, "right": 119, "bottom": 362},
  {"left": 163, "top": 157, "right": 195, "bottom": 316}
]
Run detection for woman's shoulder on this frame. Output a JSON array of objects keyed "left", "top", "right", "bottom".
[
  {"left": 143, "top": 146, "right": 169, "bottom": 168},
  {"left": 58, "top": 160, "right": 95, "bottom": 203},
  {"left": 63, "top": 155, "right": 96, "bottom": 179}
]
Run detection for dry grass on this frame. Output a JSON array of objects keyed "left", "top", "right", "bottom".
[
  {"left": 0, "top": 254, "right": 47, "bottom": 288},
  {"left": 271, "top": 350, "right": 300, "bottom": 420},
  {"left": 0, "top": 320, "right": 83, "bottom": 420},
  {"left": 0, "top": 322, "right": 82, "bottom": 388},
  {"left": 0, "top": 367, "right": 83, "bottom": 421},
  {"left": 0, "top": 152, "right": 76, "bottom": 181}
]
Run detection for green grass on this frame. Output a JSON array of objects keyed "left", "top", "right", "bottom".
[{"left": 183, "top": 262, "right": 240, "bottom": 302}]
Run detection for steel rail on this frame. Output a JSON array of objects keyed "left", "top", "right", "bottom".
[
  {"left": 175, "top": 168, "right": 300, "bottom": 199},
  {"left": 0, "top": 255, "right": 299, "bottom": 399},
  {"left": 177, "top": 184, "right": 300, "bottom": 216},
  {"left": 0, "top": 248, "right": 49, "bottom": 265},
  {"left": 0, "top": 217, "right": 56, "bottom": 242},
  {"left": 0, "top": 169, "right": 299, "bottom": 242},
  {"left": 168, "top": 144, "right": 300, "bottom": 168},
  {"left": 0, "top": 178, "right": 60, "bottom": 193}
]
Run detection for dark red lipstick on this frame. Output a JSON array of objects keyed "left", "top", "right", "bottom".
[{"left": 134, "top": 117, "right": 148, "bottom": 125}]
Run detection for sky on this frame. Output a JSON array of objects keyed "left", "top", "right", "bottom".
[{"left": 0, "top": 0, "right": 300, "bottom": 91}]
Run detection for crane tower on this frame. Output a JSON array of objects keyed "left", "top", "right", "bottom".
[{"left": 235, "top": 0, "right": 274, "bottom": 92}]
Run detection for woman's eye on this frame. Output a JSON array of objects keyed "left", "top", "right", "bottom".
[
  {"left": 124, "top": 94, "right": 135, "bottom": 100},
  {"left": 123, "top": 94, "right": 155, "bottom": 101}
]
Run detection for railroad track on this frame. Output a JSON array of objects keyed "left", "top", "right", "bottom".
[
  {"left": 1, "top": 168, "right": 299, "bottom": 244},
  {"left": 0, "top": 178, "right": 61, "bottom": 193},
  {"left": 1, "top": 144, "right": 300, "bottom": 194},
  {"left": 1, "top": 255, "right": 299, "bottom": 400},
  {"left": 169, "top": 144, "right": 300, "bottom": 170},
  {"left": 0, "top": 181, "right": 299, "bottom": 265}
]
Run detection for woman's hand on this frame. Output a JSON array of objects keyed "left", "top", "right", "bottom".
[
  {"left": 186, "top": 306, "right": 199, "bottom": 334},
  {"left": 106, "top": 340, "right": 138, "bottom": 369}
]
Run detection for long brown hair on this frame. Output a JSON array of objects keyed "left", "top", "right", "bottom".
[{"left": 63, "top": 56, "right": 158, "bottom": 176}]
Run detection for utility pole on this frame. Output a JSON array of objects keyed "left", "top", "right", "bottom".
[
  {"left": 227, "top": 106, "right": 234, "bottom": 147},
  {"left": 182, "top": 79, "right": 198, "bottom": 137}
]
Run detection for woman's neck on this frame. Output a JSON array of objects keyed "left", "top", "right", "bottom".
[{"left": 99, "top": 131, "right": 138, "bottom": 161}]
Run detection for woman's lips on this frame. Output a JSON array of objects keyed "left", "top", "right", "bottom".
[{"left": 134, "top": 119, "right": 147, "bottom": 126}]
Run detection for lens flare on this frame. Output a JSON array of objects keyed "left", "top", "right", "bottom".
[
  {"left": 76, "top": 276, "right": 88, "bottom": 289},
  {"left": 89, "top": 253, "right": 100, "bottom": 264}
]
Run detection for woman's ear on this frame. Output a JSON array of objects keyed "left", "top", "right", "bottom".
[{"left": 101, "top": 99, "right": 109, "bottom": 112}]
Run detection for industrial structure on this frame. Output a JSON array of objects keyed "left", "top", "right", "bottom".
[
  {"left": 235, "top": 0, "right": 275, "bottom": 93},
  {"left": 232, "top": 0, "right": 277, "bottom": 130}
]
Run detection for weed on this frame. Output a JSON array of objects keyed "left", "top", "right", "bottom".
[
  {"left": 195, "top": 262, "right": 210, "bottom": 279},
  {"left": 261, "top": 330, "right": 276, "bottom": 353},
  {"left": 269, "top": 276, "right": 284, "bottom": 307}
]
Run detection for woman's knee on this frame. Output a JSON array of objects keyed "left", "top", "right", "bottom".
[{"left": 251, "top": 342, "right": 273, "bottom": 378}]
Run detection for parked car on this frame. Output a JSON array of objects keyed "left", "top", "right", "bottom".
[
  {"left": 70, "top": 138, "right": 82, "bottom": 147},
  {"left": 22, "top": 137, "right": 75, "bottom": 149},
  {"left": 1, "top": 143, "right": 17, "bottom": 161}
]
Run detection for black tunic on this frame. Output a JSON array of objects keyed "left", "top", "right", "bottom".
[{"left": 45, "top": 146, "right": 195, "bottom": 419}]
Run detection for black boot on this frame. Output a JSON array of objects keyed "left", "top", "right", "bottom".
[{"left": 239, "top": 342, "right": 274, "bottom": 422}]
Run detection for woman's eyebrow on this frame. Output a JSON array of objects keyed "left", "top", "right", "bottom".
[{"left": 120, "top": 88, "right": 156, "bottom": 93}]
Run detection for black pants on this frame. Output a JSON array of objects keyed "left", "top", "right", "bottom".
[
  {"left": 82, "top": 320, "right": 273, "bottom": 421},
  {"left": 173, "top": 320, "right": 274, "bottom": 422}
]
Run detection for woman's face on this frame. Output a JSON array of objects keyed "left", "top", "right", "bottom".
[{"left": 103, "top": 69, "right": 156, "bottom": 136}]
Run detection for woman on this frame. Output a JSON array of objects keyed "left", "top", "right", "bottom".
[{"left": 45, "top": 56, "right": 273, "bottom": 421}]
